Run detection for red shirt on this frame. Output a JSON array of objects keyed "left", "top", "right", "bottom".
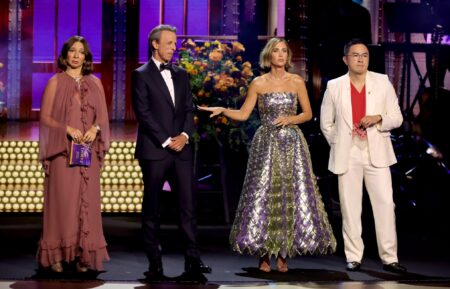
[{"left": 350, "top": 81, "right": 366, "bottom": 125}]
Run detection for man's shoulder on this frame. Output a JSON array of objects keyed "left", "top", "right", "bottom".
[
  {"left": 367, "top": 71, "right": 390, "bottom": 85},
  {"left": 135, "top": 61, "right": 154, "bottom": 73},
  {"left": 327, "top": 74, "right": 347, "bottom": 86},
  {"left": 367, "top": 70, "right": 387, "bottom": 79},
  {"left": 172, "top": 64, "right": 187, "bottom": 75}
]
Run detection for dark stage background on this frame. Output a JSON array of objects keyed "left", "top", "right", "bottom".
[{"left": 0, "top": 2, "right": 449, "bottom": 285}]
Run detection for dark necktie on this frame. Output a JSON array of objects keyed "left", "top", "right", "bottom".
[{"left": 159, "top": 62, "right": 172, "bottom": 72}]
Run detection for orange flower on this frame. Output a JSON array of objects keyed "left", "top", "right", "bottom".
[
  {"left": 185, "top": 38, "right": 197, "bottom": 48},
  {"left": 232, "top": 41, "right": 245, "bottom": 53},
  {"left": 218, "top": 116, "right": 229, "bottom": 125},
  {"left": 242, "top": 61, "right": 252, "bottom": 69},
  {"left": 235, "top": 55, "right": 242, "bottom": 62},
  {"left": 242, "top": 66, "right": 253, "bottom": 78},
  {"left": 209, "top": 49, "right": 223, "bottom": 62},
  {"left": 188, "top": 68, "right": 199, "bottom": 75},
  {"left": 194, "top": 115, "right": 199, "bottom": 126},
  {"left": 224, "top": 60, "right": 233, "bottom": 68}
]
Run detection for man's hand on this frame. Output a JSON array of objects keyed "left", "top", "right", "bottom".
[
  {"left": 167, "top": 134, "right": 188, "bottom": 152},
  {"left": 359, "top": 115, "right": 382, "bottom": 129}
]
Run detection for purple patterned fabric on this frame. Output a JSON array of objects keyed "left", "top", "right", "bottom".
[{"left": 229, "top": 92, "right": 336, "bottom": 258}]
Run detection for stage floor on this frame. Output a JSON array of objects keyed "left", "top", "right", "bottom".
[
  {"left": 0, "top": 215, "right": 449, "bottom": 288},
  {"left": 1, "top": 121, "right": 449, "bottom": 288}
]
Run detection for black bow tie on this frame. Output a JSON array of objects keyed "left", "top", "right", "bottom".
[{"left": 159, "top": 63, "right": 172, "bottom": 72}]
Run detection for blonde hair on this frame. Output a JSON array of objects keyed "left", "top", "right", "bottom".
[{"left": 259, "top": 38, "right": 293, "bottom": 70}]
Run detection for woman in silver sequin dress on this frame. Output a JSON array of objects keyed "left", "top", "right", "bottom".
[{"left": 199, "top": 38, "right": 336, "bottom": 272}]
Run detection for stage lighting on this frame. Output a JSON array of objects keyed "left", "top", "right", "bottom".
[
  {"left": 112, "top": 204, "right": 120, "bottom": 212},
  {"left": 426, "top": 146, "right": 443, "bottom": 160},
  {"left": 0, "top": 140, "right": 146, "bottom": 213}
]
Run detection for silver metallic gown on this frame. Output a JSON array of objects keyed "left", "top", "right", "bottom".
[{"left": 229, "top": 91, "right": 336, "bottom": 258}]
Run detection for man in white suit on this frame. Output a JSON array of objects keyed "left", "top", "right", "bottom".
[{"left": 320, "top": 39, "right": 406, "bottom": 273}]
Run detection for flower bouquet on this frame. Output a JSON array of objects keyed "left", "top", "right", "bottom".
[{"left": 177, "top": 39, "right": 260, "bottom": 151}]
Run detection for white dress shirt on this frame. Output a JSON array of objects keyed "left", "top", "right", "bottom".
[
  {"left": 151, "top": 57, "right": 189, "bottom": 147},
  {"left": 152, "top": 57, "right": 175, "bottom": 105}
]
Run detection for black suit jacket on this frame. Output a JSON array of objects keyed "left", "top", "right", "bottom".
[{"left": 132, "top": 61, "right": 194, "bottom": 160}]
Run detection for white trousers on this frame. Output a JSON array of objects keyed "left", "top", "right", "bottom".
[{"left": 338, "top": 139, "right": 398, "bottom": 264}]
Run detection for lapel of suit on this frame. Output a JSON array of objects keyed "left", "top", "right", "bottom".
[
  {"left": 365, "top": 71, "right": 374, "bottom": 115},
  {"left": 171, "top": 66, "right": 182, "bottom": 111},
  {"left": 147, "top": 61, "right": 175, "bottom": 109},
  {"left": 342, "top": 73, "right": 353, "bottom": 129}
]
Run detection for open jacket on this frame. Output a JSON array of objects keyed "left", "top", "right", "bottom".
[{"left": 320, "top": 71, "right": 403, "bottom": 174}]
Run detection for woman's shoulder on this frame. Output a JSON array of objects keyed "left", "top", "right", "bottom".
[
  {"left": 85, "top": 74, "right": 103, "bottom": 86},
  {"left": 86, "top": 73, "right": 100, "bottom": 81},
  {"left": 249, "top": 75, "right": 266, "bottom": 88},
  {"left": 288, "top": 73, "right": 304, "bottom": 83},
  {"left": 46, "top": 73, "right": 61, "bottom": 87},
  {"left": 252, "top": 74, "right": 264, "bottom": 83}
]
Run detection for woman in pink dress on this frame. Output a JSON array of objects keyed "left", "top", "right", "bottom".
[{"left": 38, "top": 36, "right": 110, "bottom": 273}]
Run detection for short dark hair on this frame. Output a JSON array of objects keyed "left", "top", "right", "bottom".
[
  {"left": 57, "top": 36, "right": 94, "bottom": 75},
  {"left": 343, "top": 38, "right": 368, "bottom": 56},
  {"left": 148, "top": 24, "right": 177, "bottom": 56}
]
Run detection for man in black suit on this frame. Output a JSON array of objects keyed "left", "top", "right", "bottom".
[{"left": 132, "top": 24, "right": 211, "bottom": 280}]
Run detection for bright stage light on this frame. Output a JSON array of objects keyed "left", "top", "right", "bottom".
[{"left": 1, "top": 140, "right": 144, "bottom": 213}]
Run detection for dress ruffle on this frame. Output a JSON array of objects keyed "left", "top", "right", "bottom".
[{"left": 37, "top": 237, "right": 109, "bottom": 271}]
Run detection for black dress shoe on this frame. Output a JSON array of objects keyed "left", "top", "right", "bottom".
[
  {"left": 346, "top": 261, "right": 361, "bottom": 271},
  {"left": 144, "top": 259, "right": 164, "bottom": 280},
  {"left": 185, "top": 258, "right": 212, "bottom": 274},
  {"left": 383, "top": 262, "right": 407, "bottom": 273}
]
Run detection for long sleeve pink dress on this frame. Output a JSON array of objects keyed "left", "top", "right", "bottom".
[{"left": 38, "top": 72, "right": 110, "bottom": 271}]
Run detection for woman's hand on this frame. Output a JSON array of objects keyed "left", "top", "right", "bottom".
[
  {"left": 274, "top": 116, "right": 291, "bottom": 127},
  {"left": 197, "top": 106, "right": 226, "bottom": 118},
  {"left": 82, "top": 125, "right": 98, "bottom": 143},
  {"left": 67, "top": 126, "right": 83, "bottom": 143}
]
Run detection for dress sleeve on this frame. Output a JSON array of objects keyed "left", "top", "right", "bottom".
[
  {"left": 39, "top": 75, "right": 69, "bottom": 173},
  {"left": 92, "top": 77, "right": 110, "bottom": 167}
]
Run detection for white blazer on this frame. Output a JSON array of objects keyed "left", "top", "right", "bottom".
[{"left": 320, "top": 71, "right": 403, "bottom": 174}]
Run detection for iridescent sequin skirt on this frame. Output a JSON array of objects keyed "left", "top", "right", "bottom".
[{"left": 229, "top": 125, "right": 336, "bottom": 258}]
